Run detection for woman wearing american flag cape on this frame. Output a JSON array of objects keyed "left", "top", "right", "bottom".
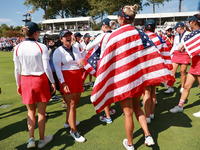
[
  {"left": 86, "top": 18, "right": 116, "bottom": 124},
  {"left": 90, "top": 4, "right": 174, "bottom": 150},
  {"left": 165, "top": 22, "right": 191, "bottom": 94},
  {"left": 143, "top": 19, "right": 173, "bottom": 124},
  {"left": 169, "top": 14, "right": 200, "bottom": 116}
]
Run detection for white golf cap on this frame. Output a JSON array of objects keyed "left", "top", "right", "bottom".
[{"left": 165, "top": 26, "right": 172, "bottom": 31}]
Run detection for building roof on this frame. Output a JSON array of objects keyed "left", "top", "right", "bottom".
[
  {"left": 108, "top": 11, "right": 199, "bottom": 20},
  {"left": 42, "top": 16, "right": 94, "bottom": 24}
]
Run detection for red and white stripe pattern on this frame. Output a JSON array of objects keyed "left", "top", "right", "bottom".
[
  {"left": 146, "top": 31, "right": 173, "bottom": 70},
  {"left": 91, "top": 24, "right": 175, "bottom": 113},
  {"left": 184, "top": 28, "right": 200, "bottom": 58},
  {"left": 83, "top": 44, "right": 100, "bottom": 77}
]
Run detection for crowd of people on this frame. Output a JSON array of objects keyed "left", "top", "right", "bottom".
[
  {"left": 0, "top": 37, "right": 24, "bottom": 51},
  {"left": 12, "top": 3, "right": 200, "bottom": 150}
]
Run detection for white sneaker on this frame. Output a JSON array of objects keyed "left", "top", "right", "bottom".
[
  {"left": 70, "top": 130, "right": 86, "bottom": 142},
  {"left": 164, "top": 87, "right": 174, "bottom": 94},
  {"left": 38, "top": 135, "right": 53, "bottom": 148},
  {"left": 150, "top": 114, "right": 154, "bottom": 119},
  {"left": 83, "top": 83, "right": 88, "bottom": 86},
  {"left": 50, "top": 95, "right": 60, "bottom": 101},
  {"left": 89, "top": 81, "right": 93, "bottom": 87},
  {"left": 145, "top": 135, "right": 155, "bottom": 146},
  {"left": 123, "top": 139, "right": 134, "bottom": 150},
  {"left": 146, "top": 118, "right": 151, "bottom": 124},
  {"left": 109, "top": 109, "right": 116, "bottom": 115},
  {"left": 193, "top": 111, "right": 200, "bottom": 118},
  {"left": 99, "top": 116, "right": 112, "bottom": 123},
  {"left": 27, "top": 137, "right": 35, "bottom": 148},
  {"left": 169, "top": 106, "right": 183, "bottom": 113},
  {"left": 180, "top": 88, "right": 184, "bottom": 94},
  {"left": 155, "top": 101, "right": 158, "bottom": 105},
  {"left": 64, "top": 121, "right": 80, "bottom": 128}
]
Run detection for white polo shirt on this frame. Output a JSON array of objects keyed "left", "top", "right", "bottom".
[
  {"left": 53, "top": 45, "right": 83, "bottom": 83},
  {"left": 170, "top": 31, "right": 191, "bottom": 55},
  {"left": 86, "top": 32, "right": 112, "bottom": 58},
  {"left": 80, "top": 41, "right": 89, "bottom": 59},
  {"left": 13, "top": 40, "right": 55, "bottom": 85},
  {"left": 73, "top": 41, "right": 84, "bottom": 53}
]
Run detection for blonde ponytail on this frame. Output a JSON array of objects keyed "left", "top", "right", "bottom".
[
  {"left": 21, "top": 26, "right": 33, "bottom": 37},
  {"left": 123, "top": 4, "right": 138, "bottom": 19},
  {"left": 109, "top": 21, "right": 116, "bottom": 29}
]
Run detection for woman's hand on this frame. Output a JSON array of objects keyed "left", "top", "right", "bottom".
[
  {"left": 78, "top": 59, "right": 85, "bottom": 68},
  {"left": 178, "top": 44, "right": 185, "bottom": 52},
  {"left": 51, "top": 83, "right": 56, "bottom": 94},
  {"left": 63, "top": 83, "right": 70, "bottom": 93},
  {"left": 17, "top": 85, "right": 21, "bottom": 95}
]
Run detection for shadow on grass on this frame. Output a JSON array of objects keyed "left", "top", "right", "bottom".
[
  {"left": 0, "top": 118, "right": 27, "bottom": 141},
  {"left": 134, "top": 80, "right": 195, "bottom": 149},
  {"left": 0, "top": 105, "right": 27, "bottom": 119},
  {"left": 0, "top": 100, "right": 65, "bottom": 141},
  {"left": 0, "top": 99, "right": 62, "bottom": 120},
  {"left": 78, "top": 95, "right": 92, "bottom": 108},
  {"left": 133, "top": 112, "right": 192, "bottom": 150},
  {"left": 78, "top": 102, "right": 123, "bottom": 135}
]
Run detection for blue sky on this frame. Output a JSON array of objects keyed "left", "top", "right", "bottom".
[{"left": 0, "top": 0, "right": 199, "bottom": 27}]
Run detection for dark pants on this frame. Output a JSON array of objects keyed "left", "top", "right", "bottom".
[{"left": 49, "top": 72, "right": 60, "bottom": 96}]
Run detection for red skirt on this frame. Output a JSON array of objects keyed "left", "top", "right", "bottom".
[
  {"left": 172, "top": 51, "right": 191, "bottom": 64},
  {"left": 189, "top": 55, "right": 200, "bottom": 75},
  {"left": 59, "top": 69, "right": 84, "bottom": 95},
  {"left": 21, "top": 73, "right": 51, "bottom": 104}
]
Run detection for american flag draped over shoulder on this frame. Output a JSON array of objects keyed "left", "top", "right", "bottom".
[
  {"left": 146, "top": 31, "right": 173, "bottom": 70},
  {"left": 183, "top": 28, "right": 200, "bottom": 58},
  {"left": 83, "top": 44, "right": 101, "bottom": 77},
  {"left": 91, "top": 24, "right": 175, "bottom": 113}
]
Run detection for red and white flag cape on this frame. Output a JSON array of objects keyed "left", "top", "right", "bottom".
[
  {"left": 146, "top": 31, "right": 173, "bottom": 70},
  {"left": 83, "top": 44, "right": 100, "bottom": 77},
  {"left": 91, "top": 24, "right": 175, "bottom": 113},
  {"left": 183, "top": 28, "right": 200, "bottom": 58}
]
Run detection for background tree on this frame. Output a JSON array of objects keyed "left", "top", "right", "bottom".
[
  {"left": 144, "top": 0, "right": 171, "bottom": 13},
  {"left": 0, "top": 24, "right": 22, "bottom": 37},
  {"left": 5, "top": 30, "right": 23, "bottom": 37},
  {"left": 89, "top": 0, "right": 142, "bottom": 22},
  {"left": 179, "top": 0, "right": 183, "bottom": 12},
  {"left": 24, "top": 0, "right": 56, "bottom": 19},
  {"left": 24, "top": 0, "right": 91, "bottom": 19}
]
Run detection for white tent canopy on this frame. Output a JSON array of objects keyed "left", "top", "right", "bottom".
[
  {"left": 41, "top": 16, "right": 94, "bottom": 33},
  {"left": 108, "top": 11, "right": 199, "bottom": 20},
  {"left": 108, "top": 11, "right": 199, "bottom": 27},
  {"left": 42, "top": 16, "right": 94, "bottom": 24}
]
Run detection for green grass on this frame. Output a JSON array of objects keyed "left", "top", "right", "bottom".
[{"left": 0, "top": 51, "right": 200, "bottom": 150}]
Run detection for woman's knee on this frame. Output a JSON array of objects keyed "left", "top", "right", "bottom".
[
  {"left": 123, "top": 108, "right": 133, "bottom": 117},
  {"left": 184, "top": 83, "right": 192, "bottom": 91},
  {"left": 69, "top": 100, "right": 77, "bottom": 109},
  {"left": 180, "top": 69, "right": 186, "bottom": 76}
]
